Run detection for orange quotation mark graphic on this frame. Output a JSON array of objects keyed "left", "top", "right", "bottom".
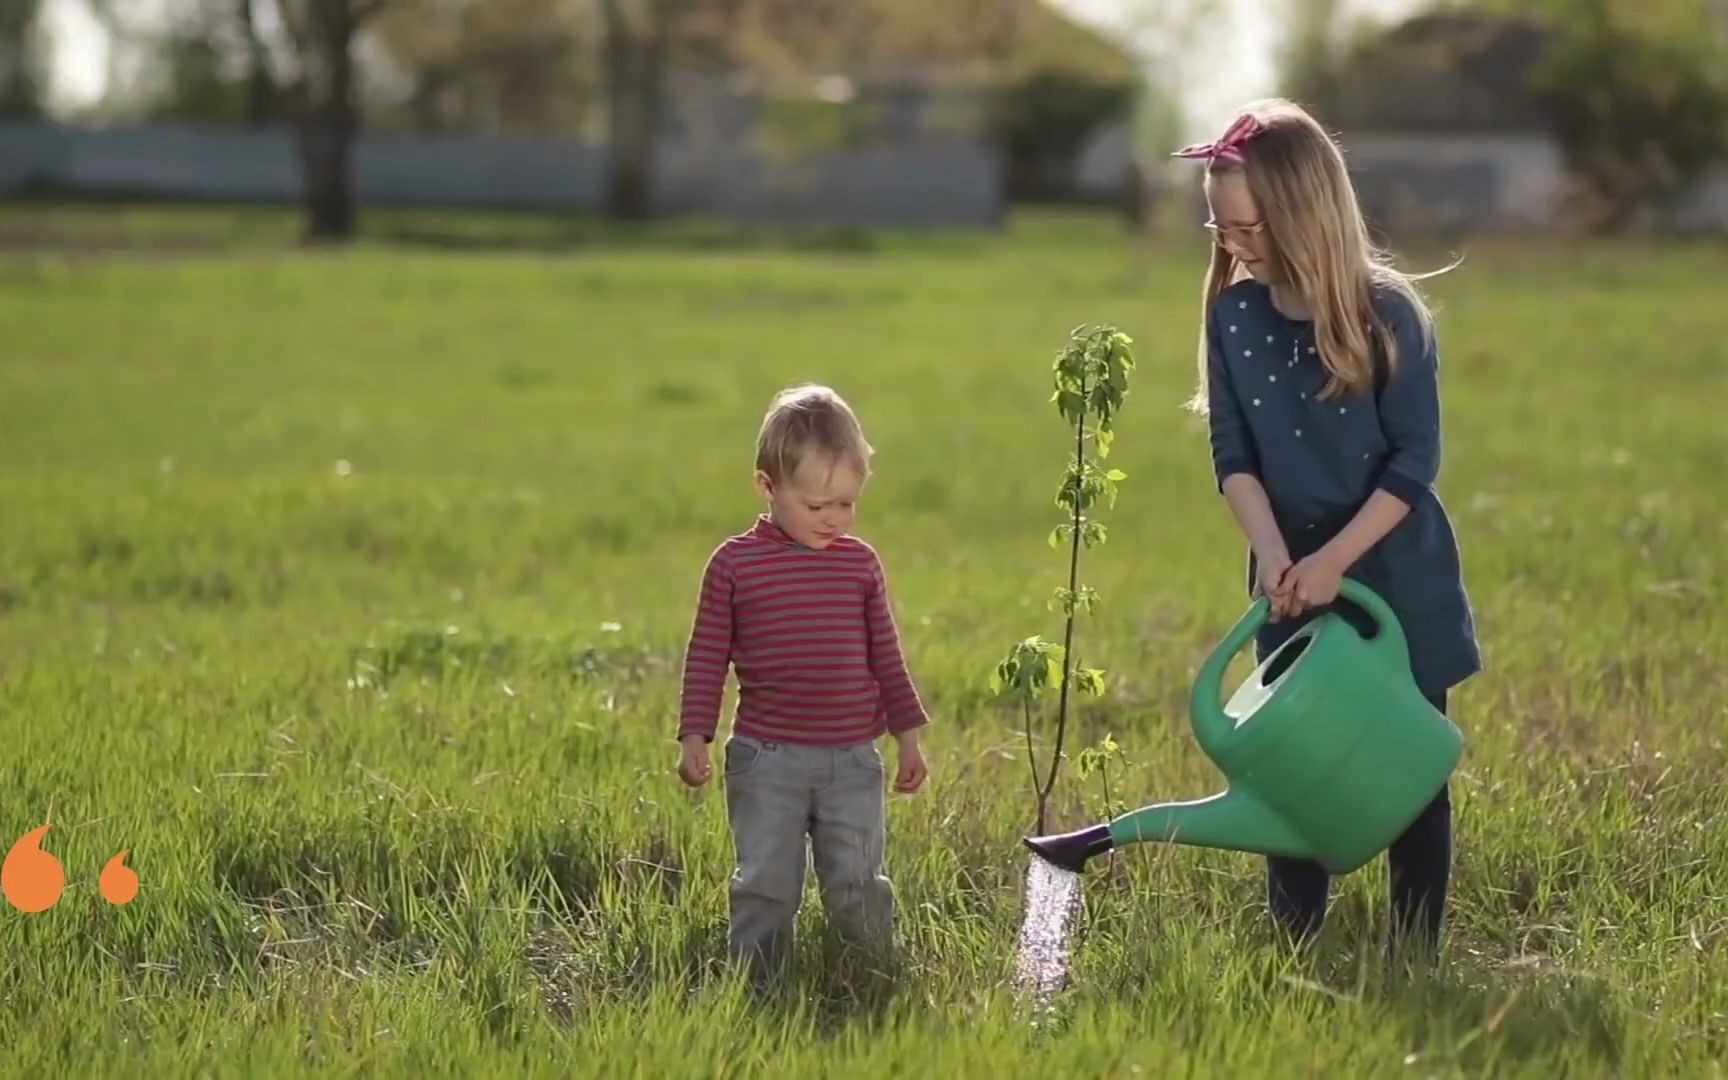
[{"left": 2, "top": 825, "right": 138, "bottom": 913}]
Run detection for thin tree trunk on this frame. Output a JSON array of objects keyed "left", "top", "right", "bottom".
[
  {"left": 240, "top": 0, "right": 273, "bottom": 125},
  {"left": 0, "top": 0, "right": 43, "bottom": 118},
  {"left": 298, "top": 0, "right": 359, "bottom": 242},
  {"left": 602, "top": 0, "right": 666, "bottom": 221},
  {"left": 1040, "top": 384, "right": 1089, "bottom": 810}
]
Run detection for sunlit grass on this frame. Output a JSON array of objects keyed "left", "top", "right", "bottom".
[{"left": 2, "top": 206, "right": 1726, "bottom": 1073}]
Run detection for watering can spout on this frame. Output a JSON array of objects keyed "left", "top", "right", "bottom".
[
  {"left": 1022, "top": 823, "right": 1115, "bottom": 873},
  {"left": 1024, "top": 789, "right": 1310, "bottom": 872},
  {"left": 1105, "top": 790, "right": 1310, "bottom": 861}
]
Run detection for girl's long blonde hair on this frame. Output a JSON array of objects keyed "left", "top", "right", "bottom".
[{"left": 1185, "top": 98, "right": 1448, "bottom": 414}]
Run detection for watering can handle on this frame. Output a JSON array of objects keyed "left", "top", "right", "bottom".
[
  {"left": 1336, "top": 578, "right": 1410, "bottom": 663},
  {"left": 1189, "top": 595, "right": 1271, "bottom": 756}
]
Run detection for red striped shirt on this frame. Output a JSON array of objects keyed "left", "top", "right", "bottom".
[{"left": 677, "top": 514, "right": 930, "bottom": 746}]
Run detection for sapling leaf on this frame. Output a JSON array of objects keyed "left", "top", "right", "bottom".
[
  {"left": 1056, "top": 390, "right": 1085, "bottom": 424},
  {"left": 1089, "top": 382, "right": 1119, "bottom": 420},
  {"left": 1098, "top": 468, "right": 1126, "bottom": 510},
  {"left": 1041, "top": 662, "right": 1063, "bottom": 692},
  {"left": 1050, "top": 585, "right": 1100, "bottom": 616},
  {"left": 1074, "top": 667, "right": 1107, "bottom": 696},
  {"left": 1108, "top": 356, "right": 1131, "bottom": 393}
]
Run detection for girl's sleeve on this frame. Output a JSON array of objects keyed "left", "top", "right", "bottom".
[
  {"left": 1375, "top": 298, "right": 1443, "bottom": 508},
  {"left": 1206, "top": 304, "right": 1259, "bottom": 490}
]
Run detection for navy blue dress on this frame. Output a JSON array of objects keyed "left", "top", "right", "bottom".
[{"left": 1205, "top": 278, "right": 1481, "bottom": 698}]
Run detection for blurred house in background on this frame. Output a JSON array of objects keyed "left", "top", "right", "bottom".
[
  {"left": 1303, "top": 11, "right": 1728, "bottom": 235},
  {"left": 1312, "top": 13, "right": 1562, "bottom": 233}
]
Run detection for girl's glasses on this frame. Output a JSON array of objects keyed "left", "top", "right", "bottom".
[{"left": 1203, "top": 218, "right": 1266, "bottom": 244}]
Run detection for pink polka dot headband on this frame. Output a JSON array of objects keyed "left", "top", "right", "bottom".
[{"left": 1172, "top": 113, "right": 1267, "bottom": 167}]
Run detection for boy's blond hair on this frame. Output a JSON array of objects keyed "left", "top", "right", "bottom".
[{"left": 755, "top": 384, "right": 873, "bottom": 484}]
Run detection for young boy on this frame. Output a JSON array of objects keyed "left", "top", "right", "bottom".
[{"left": 675, "top": 383, "right": 930, "bottom": 985}]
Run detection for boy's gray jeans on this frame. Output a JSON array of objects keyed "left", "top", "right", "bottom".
[{"left": 722, "top": 733, "right": 894, "bottom": 980}]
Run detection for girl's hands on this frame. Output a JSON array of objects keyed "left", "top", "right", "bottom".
[
  {"left": 1282, "top": 550, "right": 1345, "bottom": 619},
  {"left": 1255, "top": 549, "right": 1297, "bottom": 621}
]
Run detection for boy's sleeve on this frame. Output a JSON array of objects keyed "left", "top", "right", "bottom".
[
  {"left": 676, "top": 545, "right": 735, "bottom": 743},
  {"left": 1206, "top": 303, "right": 1259, "bottom": 491},
  {"left": 864, "top": 552, "right": 929, "bottom": 735},
  {"left": 1374, "top": 297, "right": 1443, "bottom": 509}
]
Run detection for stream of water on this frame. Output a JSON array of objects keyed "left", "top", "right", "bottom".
[{"left": 1014, "top": 855, "right": 1083, "bottom": 1020}]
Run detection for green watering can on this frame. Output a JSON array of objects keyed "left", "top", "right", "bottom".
[{"left": 1024, "top": 579, "right": 1462, "bottom": 875}]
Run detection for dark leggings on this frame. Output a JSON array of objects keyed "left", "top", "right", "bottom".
[{"left": 1265, "top": 689, "right": 1452, "bottom": 950}]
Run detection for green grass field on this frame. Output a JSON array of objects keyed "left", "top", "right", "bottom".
[{"left": 3, "top": 204, "right": 1726, "bottom": 1075}]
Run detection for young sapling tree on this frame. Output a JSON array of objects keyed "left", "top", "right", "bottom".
[{"left": 990, "top": 324, "right": 1134, "bottom": 834}]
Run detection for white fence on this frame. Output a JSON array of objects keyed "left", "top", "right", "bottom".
[
  {"left": 7, "top": 121, "right": 1723, "bottom": 233},
  {"left": 0, "top": 121, "right": 1005, "bottom": 227}
]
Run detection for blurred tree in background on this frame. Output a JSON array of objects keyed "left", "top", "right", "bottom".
[
  {"left": 371, "top": 0, "right": 596, "bottom": 135},
  {"left": 64, "top": 0, "right": 1156, "bottom": 233},
  {"left": 991, "top": 1, "right": 1139, "bottom": 203},
  {"left": 128, "top": 0, "right": 282, "bottom": 125},
  {"left": 575, "top": 0, "right": 1138, "bottom": 219},
  {"left": 593, "top": 0, "right": 683, "bottom": 221},
  {"left": 281, "top": 0, "right": 397, "bottom": 242},
  {"left": 0, "top": 0, "right": 47, "bottom": 118},
  {"left": 1510, "top": 0, "right": 1728, "bottom": 229},
  {"left": 1288, "top": 0, "right": 1728, "bottom": 232},
  {"left": 89, "top": 0, "right": 394, "bottom": 241},
  {"left": 1273, "top": 0, "right": 1391, "bottom": 111}
]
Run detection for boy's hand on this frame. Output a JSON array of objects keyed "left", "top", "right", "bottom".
[
  {"left": 892, "top": 730, "right": 928, "bottom": 794},
  {"left": 677, "top": 735, "right": 712, "bottom": 787}
]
